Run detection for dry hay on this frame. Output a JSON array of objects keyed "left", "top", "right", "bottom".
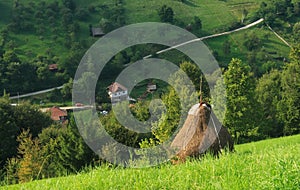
[{"left": 171, "top": 102, "right": 234, "bottom": 163}]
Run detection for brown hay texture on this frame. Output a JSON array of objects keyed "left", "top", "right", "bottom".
[{"left": 171, "top": 102, "right": 234, "bottom": 163}]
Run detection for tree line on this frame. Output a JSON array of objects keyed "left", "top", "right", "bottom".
[
  {"left": 0, "top": 0, "right": 127, "bottom": 96},
  {"left": 0, "top": 96, "right": 97, "bottom": 184}
]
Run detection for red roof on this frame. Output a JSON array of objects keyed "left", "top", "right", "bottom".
[
  {"left": 108, "top": 82, "right": 127, "bottom": 93},
  {"left": 49, "top": 64, "right": 58, "bottom": 71},
  {"left": 49, "top": 106, "right": 67, "bottom": 121}
]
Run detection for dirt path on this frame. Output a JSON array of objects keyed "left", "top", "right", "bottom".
[
  {"left": 266, "top": 24, "right": 291, "bottom": 48},
  {"left": 9, "top": 86, "right": 63, "bottom": 100}
]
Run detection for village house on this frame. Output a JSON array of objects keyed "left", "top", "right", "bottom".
[
  {"left": 89, "top": 25, "right": 105, "bottom": 37},
  {"left": 107, "top": 82, "right": 128, "bottom": 104},
  {"left": 48, "top": 64, "right": 58, "bottom": 72},
  {"left": 147, "top": 82, "right": 157, "bottom": 92},
  {"left": 48, "top": 106, "right": 68, "bottom": 123}
]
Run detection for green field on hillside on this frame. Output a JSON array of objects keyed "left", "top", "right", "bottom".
[
  {"left": 4, "top": 135, "right": 299, "bottom": 190},
  {"left": 0, "top": 0, "right": 291, "bottom": 65},
  {"left": 1, "top": 0, "right": 295, "bottom": 100},
  {"left": 0, "top": 0, "right": 294, "bottom": 101},
  {"left": 124, "top": 0, "right": 266, "bottom": 30}
]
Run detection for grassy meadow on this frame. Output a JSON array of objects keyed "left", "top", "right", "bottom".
[
  {"left": 124, "top": 0, "right": 266, "bottom": 31},
  {"left": 3, "top": 134, "right": 299, "bottom": 190}
]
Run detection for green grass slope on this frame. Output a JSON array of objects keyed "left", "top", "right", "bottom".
[
  {"left": 124, "top": 0, "right": 265, "bottom": 31},
  {"left": 4, "top": 135, "right": 300, "bottom": 190},
  {"left": 123, "top": 0, "right": 293, "bottom": 67}
]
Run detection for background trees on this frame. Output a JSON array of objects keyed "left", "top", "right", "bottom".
[
  {"left": 62, "top": 0, "right": 76, "bottom": 11},
  {"left": 223, "top": 58, "right": 258, "bottom": 142},
  {"left": 256, "top": 70, "right": 283, "bottom": 137},
  {"left": 243, "top": 32, "right": 262, "bottom": 51},
  {"left": 158, "top": 5, "right": 174, "bottom": 23},
  {"left": 0, "top": 96, "right": 18, "bottom": 168},
  {"left": 98, "top": 4, "right": 126, "bottom": 33},
  {"left": 4, "top": 112, "right": 97, "bottom": 184},
  {"left": 278, "top": 46, "right": 300, "bottom": 135},
  {"left": 193, "top": 16, "right": 202, "bottom": 30},
  {"left": 258, "top": 0, "right": 296, "bottom": 26},
  {"left": 148, "top": 62, "right": 198, "bottom": 144},
  {"left": 293, "top": 22, "right": 300, "bottom": 42},
  {"left": 0, "top": 97, "right": 52, "bottom": 169}
]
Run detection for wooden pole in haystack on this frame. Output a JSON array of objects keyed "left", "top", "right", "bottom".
[{"left": 199, "top": 75, "right": 203, "bottom": 104}]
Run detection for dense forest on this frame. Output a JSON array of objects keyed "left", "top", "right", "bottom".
[{"left": 0, "top": 0, "right": 299, "bottom": 185}]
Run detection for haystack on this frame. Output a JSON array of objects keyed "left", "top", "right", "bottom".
[
  {"left": 171, "top": 102, "right": 234, "bottom": 163},
  {"left": 198, "top": 110, "right": 234, "bottom": 157}
]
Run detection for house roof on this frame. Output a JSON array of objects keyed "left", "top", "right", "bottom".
[
  {"left": 49, "top": 64, "right": 58, "bottom": 71},
  {"left": 49, "top": 106, "right": 68, "bottom": 121},
  {"left": 108, "top": 82, "right": 127, "bottom": 93},
  {"left": 91, "top": 27, "right": 104, "bottom": 37}
]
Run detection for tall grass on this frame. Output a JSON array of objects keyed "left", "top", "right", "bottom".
[{"left": 3, "top": 135, "right": 299, "bottom": 190}]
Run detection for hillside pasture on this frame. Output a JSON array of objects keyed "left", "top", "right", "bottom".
[{"left": 4, "top": 135, "right": 300, "bottom": 190}]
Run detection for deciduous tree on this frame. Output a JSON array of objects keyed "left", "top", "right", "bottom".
[
  {"left": 158, "top": 5, "right": 174, "bottom": 23},
  {"left": 278, "top": 46, "right": 300, "bottom": 135},
  {"left": 256, "top": 70, "right": 283, "bottom": 137},
  {"left": 223, "top": 58, "right": 258, "bottom": 142}
]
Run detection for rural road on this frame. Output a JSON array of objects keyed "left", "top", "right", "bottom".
[
  {"left": 10, "top": 86, "right": 64, "bottom": 100},
  {"left": 40, "top": 105, "right": 94, "bottom": 112},
  {"left": 143, "top": 18, "right": 265, "bottom": 59},
  {"left": 10, "top": 18, "right": 265, "bottom": 100},
  {"left": 266, "top": 24, "right": 291, "bottom": 48}
]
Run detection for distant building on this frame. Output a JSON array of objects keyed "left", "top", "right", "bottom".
[
  {"left": 48, "top": 64, "right": 58, "bottom": 71},
  {"left": 147, "top": 82, "right": 157, "bottom": 92},
  {"left": 89, "top": 25, "right": 105, "bottom": 37},
  {"left": 186, "top": 24, "right": 192, "bottom": 31},
  {"left": 48, "top": 106, "right": 68, "bottom": 123},
  {"left": 107, "top": 82, "right": 128, "bottom": 104}
]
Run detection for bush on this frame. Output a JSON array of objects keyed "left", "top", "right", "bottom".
[
  {"left": 75, "top": 8, "right": 89, "bottom": 21},
  {"left": 243, "top": 32, "right": 262, "bottom": 51}
]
